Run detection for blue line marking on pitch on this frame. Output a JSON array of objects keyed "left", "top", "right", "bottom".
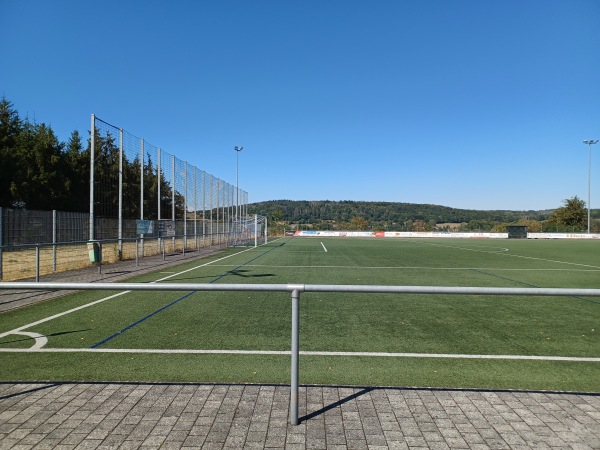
[
  {"left": 90, "top": 291, "right": 197, "bottom": 348},
  {"left": 91, "top": 243, "right": 285, "bottom": 349}
]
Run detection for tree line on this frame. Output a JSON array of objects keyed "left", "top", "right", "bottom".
[
  {"left": 248, "top": 198, "right": 599, "bottom": 234},
  {"left": 0, "top": 98, "right": 88, "bottom": 211},
  {"left": 2, "top": 97, "right": 597, "bottom": 231},
  {"left": 0, "top": 98, "right": 182, "bottom": 219}
]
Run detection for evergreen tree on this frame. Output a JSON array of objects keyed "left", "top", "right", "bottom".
[
  {"left": 64, "top": 130, "right": 89, "bottom": 211},
  {"left": 0, "top": 98, "right": 22, "bottom": 207},
  {"left": 10, "top": 120, "right": 65, "bottom": 209}
]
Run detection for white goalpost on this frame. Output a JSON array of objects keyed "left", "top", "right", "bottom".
[{"left": 232, "top": 214, "right": 267, "bottom": 247}]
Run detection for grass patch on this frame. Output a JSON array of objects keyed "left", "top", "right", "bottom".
[{"left": 0, "top": 353, "right": 598, "bottom": 393}]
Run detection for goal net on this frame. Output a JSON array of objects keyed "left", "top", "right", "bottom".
[
  {"left": 232, "top": 214, "right": 268, "bottom": 247},
  {"left": 507, "top": 225, "right": 528, "bottom": 239}
]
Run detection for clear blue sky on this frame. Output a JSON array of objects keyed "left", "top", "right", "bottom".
[{"left": 1, "top": 1, "right": 599, "bottom": 211}]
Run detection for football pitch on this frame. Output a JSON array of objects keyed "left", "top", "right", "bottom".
[{"left": 1, "top": 237, "right": 599, "bottom": 392}]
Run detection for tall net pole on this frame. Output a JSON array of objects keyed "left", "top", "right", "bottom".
[{"left": 89, "top": 114, "right": 95, "bottom": 240}]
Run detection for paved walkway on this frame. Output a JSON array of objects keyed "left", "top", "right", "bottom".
[
  {"left": 1, "top": 383, "right": 599, "bottom": 449},
  {"left": 2, "top": 248, "right": 600, "bottom": 448}
]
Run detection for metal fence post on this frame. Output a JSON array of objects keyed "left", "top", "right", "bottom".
[
  {"left": 118, "top": 128, "right": 123, "bottom": 260},
  {"left": 202, "top": 171, "right": 206, "bottom": 249},
  {"left": 290, "top": 288, "right": 301, "bottom": 426},
  {"left": 52, "top": 210, "right": 57, "bottom": 272},
  {"left": 89, "top": 114, "right": 95, "bottom": 241},
  {"left": 157, "top": 147, "right": 161, "bottom": 222},
  {"left": 35, "top": 244, "right": 40, "bottom": 282},
  {"left": 216, "top": 179, "right": 220, "bottom": 247},
  {"left": 171, "top": 155, "right": 175, "bottom": 252},
  {"left": 194, "top": 166, "right": 198, "bottom": 251},
  {"left": 157, "top": 147, "right": 162, "bottom": 257},
  {"left": 184, "top": 161, "right": 187, "bottom": 254},
  {"left": 98, "top": 241, "right": 102, "bottom": 274},
  {"left": 140, "top": 139, "right": 145, "bottom": 260},
  {"left": 255, "top": 214, "right": 258, "bottom": 248}
]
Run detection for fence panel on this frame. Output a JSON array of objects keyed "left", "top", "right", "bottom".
[{"left": 90, "top": 115, "right": 247, "bottom": 243}]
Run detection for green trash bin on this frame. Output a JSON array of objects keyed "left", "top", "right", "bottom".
[{"left": 87, "top": 240, "right": 101, "bottom": 263}]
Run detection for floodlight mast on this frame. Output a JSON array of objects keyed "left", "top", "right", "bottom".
[
  {"left": 235, "top": 146, "right": 243, "bottom": 220},
  {"left": 583, "top": 140, "right": 598, "bottom": 234}
]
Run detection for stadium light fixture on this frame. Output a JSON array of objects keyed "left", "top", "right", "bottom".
[
  {"left": 583, "top": 139, "right": 598, "bottom": 233},
  {"left": 235, "top": 146, "right": 243, "bottom": 219}
]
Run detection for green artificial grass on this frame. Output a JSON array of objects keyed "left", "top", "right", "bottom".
[
  {"left": 1, "top": 237, "right": 598, "bottom": 391},
  {"left": 1, "top": 353, "right": 598, "bottom": 393}
]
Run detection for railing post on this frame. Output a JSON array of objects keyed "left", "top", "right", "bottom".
[
  {"left": 290, "top": 288, "right": 301, "bottom": 425},
  {"left": 135, "top": 238, "right": 139, "bottom": 267}
]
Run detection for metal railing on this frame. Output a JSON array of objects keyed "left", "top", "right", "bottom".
[{"left": 2, "top": 282, "right": 600, "bottom": 425}]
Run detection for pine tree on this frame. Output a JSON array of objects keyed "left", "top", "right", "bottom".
[
  {"left": 0, "top": 98, "right": 23, "bottom": 207},
  {"left": 64, "top": 130, "right": 89, "bottom": 212},
  {"left": 10, "top": 120, "right": 65, "bottom": 209}
]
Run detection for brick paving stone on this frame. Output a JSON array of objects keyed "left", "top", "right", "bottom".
[
  {"left": 425, "top": 442, "right": 450, "bottom": 450},
  {"left": 343, "top": 439, "right": 366, "bottom": 449},
  {"left": 285, "top": 431, "right": 305, "bottom": 445},
  {"left": 325, "top": 430, "right": 346, "bottom": 446},
  {"left": 163, "top": 429, "right": 188, "bottom": 443},
  {"left": 364, "top": 432, "right": 387, "bottom": 446},
  {"left": 441, "top": 427, "right": 464, "bottom": 441},
  {"left": 0, "top": 439, "right": 21, "bottom": 450},
  {"left": 158, "top": 443, "right": 183, "bottom": 450},
  {"left": 1, "top": 383, "right": 600, "bottom": 449},
  {"left": 71, "top": 439, "right": 102, "bottom": 450},
  {"left": 59, "top": 432, "right": 87, "bottom": 446}
]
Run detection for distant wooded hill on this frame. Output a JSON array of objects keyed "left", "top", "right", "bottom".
[{"left": 247, "top": 200, "right": 555, "bottom": 231}]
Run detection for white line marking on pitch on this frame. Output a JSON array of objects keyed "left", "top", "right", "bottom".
[
  {"left": 0, "top": 247, "right": 257, "bottom": 344},
  {"left": 416, "top": 241, "right": 600, "bottom": 270},
  {"left": 207, "top": 264, "right": 600, "bottom": 272},
  {"left": 0, "top": 291, "right": 131, "bottom": 341},
  {"left": 0, "top": 348, "right": 597, "bottom": 362},
  {"left": 11, "top": 332, "right": 48, "bottom": 350},
  {"left": 321, "top": 242, "right": 328, "bottom": 252}
]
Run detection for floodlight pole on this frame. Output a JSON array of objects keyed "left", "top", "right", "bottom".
[{"left": 583, "top": 140, "right": 598, "bottom": 234}]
